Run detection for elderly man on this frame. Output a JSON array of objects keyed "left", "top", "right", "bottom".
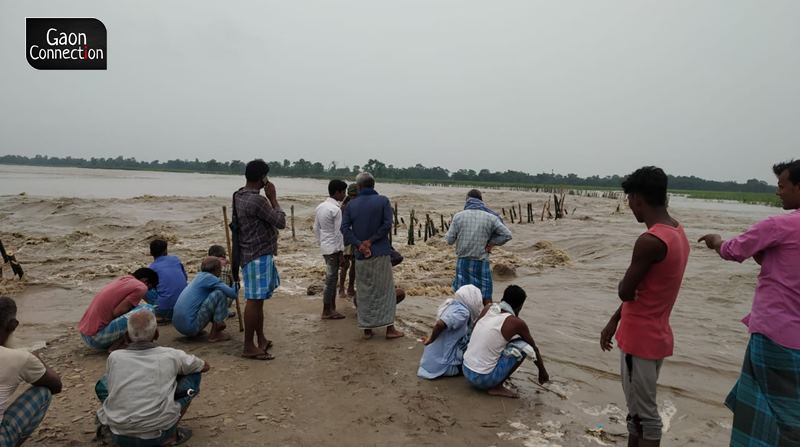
[
  {"left": 313, "top": 179, "right": 348, "bottom": 320},
  {"left": 172, "top": 257, "right": 237, "bottom": 342},
  {"left": 0, "top": 297, "right": 62, "bottom": 447},
  {"left": 79, "top": 268, "right": 158, "bottom": 351},
  {"left": 96, "top": 310, "right": 209, "bottom": 446},
  {"left": 699, "top": 160, "right": 800, "bottom": 447},
  {"left": 232, "top": 159, "right": 286, "bottom": 360},
  {"left": 446, "top": 189, "right": 511, "bottom": 304},
  {"left": 341, "top": 173, "right": 403, "bottom": 340}
]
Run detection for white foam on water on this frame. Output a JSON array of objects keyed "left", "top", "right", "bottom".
[
  {"left": 659, "top": 399, "right": 677, "bottom": 433},
  {"left": 577, "top": 403, "right": 625, "bottom": 419}
]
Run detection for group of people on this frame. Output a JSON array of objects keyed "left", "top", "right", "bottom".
[{"left": 0, "top": 158, "right": 798, "bottom": 447}]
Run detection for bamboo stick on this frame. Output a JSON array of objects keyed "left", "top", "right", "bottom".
[{"left": 222, "top": 206, "right": 244, "bottom": 332}]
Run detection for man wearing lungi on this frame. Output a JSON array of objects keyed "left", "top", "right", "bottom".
[
  {"left": 341, "top": 172, "right": 404, "bottom": 340},
  {"left": 700, "top": 160, "right": 800, "bottom": 446},
  {"left": 445, "top": 189, "right": 512, "bottom": 304},
  {"left": 233, "top": 159, "right": 286, "bottom": 360}
]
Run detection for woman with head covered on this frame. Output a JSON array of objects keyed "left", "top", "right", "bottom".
[{"left": 417, "top": 285, "right": 485, "bottom": 379}]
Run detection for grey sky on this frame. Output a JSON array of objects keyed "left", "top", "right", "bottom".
[{"left": 1, "top": 1, "right": 798, "bottom": 183}]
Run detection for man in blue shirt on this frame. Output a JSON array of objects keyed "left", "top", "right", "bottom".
[
  {"left": 341, "top": 173, "right": 404, "bottom": 340},
  {"left": 147, "top": 240, "right": 188, "bottom": 323},
  {"left": 172, "top": 257, "right": 237, "bottom": 342}
]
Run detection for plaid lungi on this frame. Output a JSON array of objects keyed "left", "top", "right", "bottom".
[
  {"left": 242, "top": 255, "right": 280, "bottom": 300},
  {"left": 177, "top": 290, "right": 229, "bottom": 336},
  {"left": 0, "top": 387, "right": 52, "bottom": 447},
  {"left": 452, "top": 258, "right": 492, "bottom": 301},
  {"left": 726, "top": 334, "right": 800, "bottom": 446},
  {"left": 81, "top": 304, "right": 155, "bottom": 350}
]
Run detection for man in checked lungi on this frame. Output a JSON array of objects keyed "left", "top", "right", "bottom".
[
  {"left": 446, "top": 189, "right": 512, "bottom": 304},
  {"left": 0, "top": 297, "right": 62, "bottom": 447},
  {"left": 341, "top": 172, "right": 404, "bottom": 340},
  {"left": 700, "top": 160, "right": 800, "bottom": 446},
  {"left": 79, "top": 268, "right": 159, "bottom": 351},
  {"left": 232, "top": 159, "right": 286, "bottom": 360}
]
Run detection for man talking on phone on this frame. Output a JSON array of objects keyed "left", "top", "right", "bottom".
[{"left": 231, "top": 159, "right": 286, "bottom": 360}]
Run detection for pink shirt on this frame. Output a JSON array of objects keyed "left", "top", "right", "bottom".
[
  {"left": 78, "top": 276, "right": 147, "bottom": 336},
  {"left": 617, "top": 224, "right": 691, "bottom": 360},
  {"left": 720, "top": 209, "right": 800, "bottom": 349}
]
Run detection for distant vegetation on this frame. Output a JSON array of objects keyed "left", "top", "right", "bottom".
[{"left": 0, "top": 154, "right": 777, "bottom": 202}]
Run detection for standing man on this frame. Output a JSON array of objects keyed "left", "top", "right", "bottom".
[
  {"left": 699, "top": 160, "right": 800, "bottom": 446},
  {"left": 341, "top": 173, "right": 403, "bottom": 340},
  {"left": 445, "top": 189, "right": 512, "bottom": 304},
  {"left": 232, "top": 159, "right": 286, "bottom": 360},
  {"left": 600, "top": 167, "right": 690, "bottom": 447},
  {"left": 313, "top": 179, "right": 348, "bottom": 320},
  {"left": 0, "top": 297, "right": 62, "bottom": 447}
]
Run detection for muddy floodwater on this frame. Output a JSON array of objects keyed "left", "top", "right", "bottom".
[{"left": 0, "top": 164, "right": 779, "bottom": 446}]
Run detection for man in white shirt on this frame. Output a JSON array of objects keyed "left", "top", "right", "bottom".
[
  {"left": 95, "top": 310, "right": 209, "bottom": 446},
  {"left": 0, "top": 296, "right": 62, "bottom": 447},
  {"left": 313, "top": 179, "right": 348, "bottom": 320}
]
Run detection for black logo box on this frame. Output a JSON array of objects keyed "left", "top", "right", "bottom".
[{"left": 26, "top": 18, "right": 107, "bottom": 70}]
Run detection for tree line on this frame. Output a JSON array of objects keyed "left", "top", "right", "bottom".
[{"left": 0, "top": 154, "right": 775, "bottom": 193}]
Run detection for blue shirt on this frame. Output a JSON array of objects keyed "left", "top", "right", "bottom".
[
  {"left": 172, "top": 272, "right": 237, "bottom": 335},
  {"left": 341, "top": 188, "right": 393, "bottom": 260},
  {"left": 148, "top": 256, "right": 188, "bottom": 311},
  {"left": 417, "top": 302, "right": 471, "bottom": 379}
]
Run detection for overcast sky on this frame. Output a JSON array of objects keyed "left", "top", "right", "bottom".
[{"left": 1, "top": 1, "right": 798, "bottom": 182}]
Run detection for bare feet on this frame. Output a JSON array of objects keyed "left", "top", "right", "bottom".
[
  {"left": 385, "top": 326, "right": 405, "bottom": 339},
  {"left": 487, "top": 385, "right": 519, "bottom": 398},
  {"left": 363, "top": 329, "right": 374, "bottom": 340},
  {"left": 208, "top": 331, "right": 232, "bottom": 342},
  {"left": 321, "top": 312, "right": 346, "bottom": 320}
]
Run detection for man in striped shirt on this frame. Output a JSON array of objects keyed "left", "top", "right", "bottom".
[{"left": 445, "top": 190, "right": 512, "bottom": 304}]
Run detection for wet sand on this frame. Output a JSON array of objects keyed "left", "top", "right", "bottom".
[{"left": 0, "top": 166, "right": 778, "bottom": 446}]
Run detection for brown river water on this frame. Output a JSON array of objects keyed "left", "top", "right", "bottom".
[{"left": 0, "top": 164, "right": 780, "bottom": 446}]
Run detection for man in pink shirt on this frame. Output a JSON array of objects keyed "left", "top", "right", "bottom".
[
  {"left": 699, "top": 160, "right": 800, "bottom": 446},
  {"left": 600, "top": 167, "right": 690, "bottom": 447},
  {"left": 79, "top": 268, "right": 158, "bottom": 351}
]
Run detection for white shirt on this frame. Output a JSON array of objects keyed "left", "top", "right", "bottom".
[
  {"left": 97, "top": 344, "right": 205, "bottom": 439},
  {"left": 313, "top": 197, "right": 344, "bottom": 255},
  {"left": 0, "top": 347, "right": 46, "bottom": 419}
]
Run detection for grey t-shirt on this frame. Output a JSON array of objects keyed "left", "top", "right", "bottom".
[{"left": 97, "top": 345, "right": 204, "bottom": 438}]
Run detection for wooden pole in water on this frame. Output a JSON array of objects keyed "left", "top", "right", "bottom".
[
  {"left": 222, "top": 206, "right": 244, "bottom": 332},
  {"left": 518, "top": 203, "right": 523, "bottom": 224},
  {"left": 440, "top": 214, "right": 445, "bottom": 233},
  {"left": 290, "top": 205, "right": 296, "bottom": 240},
  {"left": 408, "top": 209, "right": 415, "bottom": 245}
]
